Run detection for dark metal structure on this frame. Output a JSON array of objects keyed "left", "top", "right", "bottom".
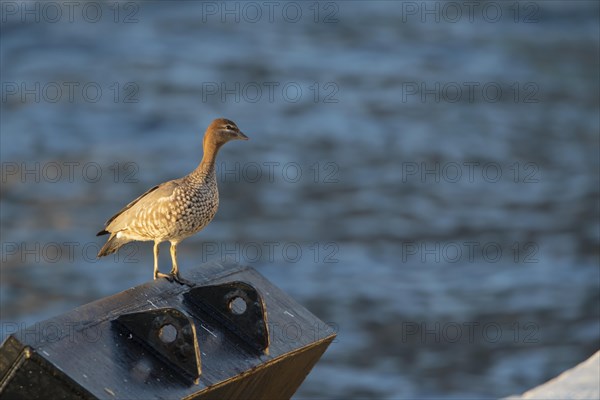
[{"left": 0, "top": 262, "right": 336, "bottom": 399}]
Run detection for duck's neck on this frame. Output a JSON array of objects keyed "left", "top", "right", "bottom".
[{"left": 193, "top": 139, "right": 222, "bottom": 176}]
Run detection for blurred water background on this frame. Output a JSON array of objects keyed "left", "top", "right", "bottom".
[{"left": 1, "top": 1, "right": 599, "bottom": 398}]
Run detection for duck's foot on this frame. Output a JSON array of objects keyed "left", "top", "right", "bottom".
[
  {"left": 171, "top": 272, "right": 193, "bottom": 286},
  {"left": 154, "top": 272, "right": 173, "bottom": 282}
]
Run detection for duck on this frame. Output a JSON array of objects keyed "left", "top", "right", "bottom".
[{"left": 97, "top": 118, "right": 248, "bottom": 284}]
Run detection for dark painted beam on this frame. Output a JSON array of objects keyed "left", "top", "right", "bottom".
[{"left": 0, "top": 262, "right": 336, "bottom": 399}]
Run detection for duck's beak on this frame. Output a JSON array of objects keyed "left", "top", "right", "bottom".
[{"left": 236, "top": 131, "right": 249, "bottom": 140}]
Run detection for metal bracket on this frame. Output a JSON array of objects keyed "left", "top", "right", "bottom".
[
  {"left": 184, "top": 281, "right": 270, "bottom": 354},
  {"left": 113, "top": 307, "right": 201, "bottom": 383}
]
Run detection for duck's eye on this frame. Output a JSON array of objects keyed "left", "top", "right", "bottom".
[{"left": 225, "top": 125, "right": 234, "bottom": 130}]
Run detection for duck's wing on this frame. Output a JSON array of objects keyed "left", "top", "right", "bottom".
[{"left": 97, "top": 180, "right": 180, "bottom": 235}]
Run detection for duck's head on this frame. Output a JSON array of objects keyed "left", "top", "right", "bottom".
[{"left": 204, "top": 118, "right": 249, "bottom": 148}]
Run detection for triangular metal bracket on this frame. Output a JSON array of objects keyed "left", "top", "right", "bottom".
[
  {"left": 113, "top": 307, "right": 201, "bottom": 383},
  {"left": 184, "top": 281, "right": 269, "bottom": 354}
]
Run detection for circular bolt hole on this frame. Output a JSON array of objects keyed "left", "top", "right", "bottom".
[
  {"left": 158, "top": 324, "right": 177, "bottom": 343},
  {"left": 229, "top": 296, "right": 247, "bottom": 315}
]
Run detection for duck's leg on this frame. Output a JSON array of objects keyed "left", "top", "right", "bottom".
[
  {"left": 169, "top": 242, "right": 192, "bottom": 285},
  {"left": 153, "top": 241, "right": 172, "bottom": 281}
]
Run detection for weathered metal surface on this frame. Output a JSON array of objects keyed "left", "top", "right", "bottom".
[
  {"left": 184, "top": 281, "right": 269, "bottom": 354},
  {"left": 113, "top": 307, "right": 201, "bottom": 383},
  {"left": 0, "top": 261, "right": 336, "bottom": 399}
]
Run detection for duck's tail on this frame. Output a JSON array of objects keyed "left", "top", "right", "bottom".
[{"left": 97, "top": 233, "right": 131, "bottom": 257}]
